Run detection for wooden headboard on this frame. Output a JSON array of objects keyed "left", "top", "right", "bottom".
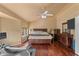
[{"left": 33, "top": 28, "right": 47, "bottom": 32}]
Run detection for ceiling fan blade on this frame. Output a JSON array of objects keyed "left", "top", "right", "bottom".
[
  {"left": 46, "top": 14, "right": 53, "bottom": 16},
  {"left": 43, "top": 11, "right": 48, "bottom": 14}
]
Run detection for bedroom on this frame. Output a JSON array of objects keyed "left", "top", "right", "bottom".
[{"left": 0, "top": 3, "right": 78, "bottom": 56}]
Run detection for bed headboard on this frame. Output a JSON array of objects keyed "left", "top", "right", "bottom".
[{"left": 33, "top": 28, "right": 47, "bottom": 32}]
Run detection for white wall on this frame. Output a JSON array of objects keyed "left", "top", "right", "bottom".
[
  {"left": 29, "top": 17, "right": 56, "bottom": 33},
  {"left": 21, "top": 20, "right": 28, "bottom": 28},
  {"left": 0, "top": 18, "right": 22, "bottom": 46}
]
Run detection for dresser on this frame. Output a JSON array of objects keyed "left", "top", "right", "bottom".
[{"left": 59, "top": 32, "right": 73, "bottom": 48}]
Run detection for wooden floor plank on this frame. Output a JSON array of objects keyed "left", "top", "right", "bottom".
[{"left": 32, "top": 42, "right": 75, "bottom": 56}]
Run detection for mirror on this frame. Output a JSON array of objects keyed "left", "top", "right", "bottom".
[{"left": 62, "top": 22, "right": 68, "bottom": 32}]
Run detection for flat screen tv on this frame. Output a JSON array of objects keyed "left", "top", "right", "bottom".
[
  {"left": 67, "top": 18, "right": 75, "bottom": 29},
  {"left": 0, "top": 32, "right": 7, "bottom": 39}
]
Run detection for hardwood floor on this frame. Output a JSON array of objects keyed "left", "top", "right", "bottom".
[{"left": 32, "top": 42, "right": 75, "bottom": 56}]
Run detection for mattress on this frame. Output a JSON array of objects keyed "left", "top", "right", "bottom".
[
  {"left": 28, "top": 31, "right": 52, "bottom": 39},
  {"left": 28, "top": 35, "right": 52, "bottom": 39}
]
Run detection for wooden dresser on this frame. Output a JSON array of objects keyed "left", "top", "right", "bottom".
[{"left": 59, "top": 32, "right": 73, "bottom": 48}]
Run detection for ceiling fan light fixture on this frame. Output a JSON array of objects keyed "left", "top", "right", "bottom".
[{"left": 42, "top": 15, "right": 46, "bottom": 19}]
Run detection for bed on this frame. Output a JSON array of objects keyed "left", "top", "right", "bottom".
[{"left": 28, "top": 29, "right": 52, "bottom": 44}]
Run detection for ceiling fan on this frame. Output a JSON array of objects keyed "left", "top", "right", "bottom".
[{"left": 41, "top": 10, "right": 53, "bottom": 19}]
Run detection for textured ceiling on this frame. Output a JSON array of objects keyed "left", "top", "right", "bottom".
[{"left": 1, "top": 3, "right": 67, "bottom": 22}]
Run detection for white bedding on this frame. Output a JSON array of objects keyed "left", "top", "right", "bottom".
[
  {"left": 28, "top": 35, "right": 52, "bottom": 39},
  {"left": 28, "top": 31, "right": 52, "bottom": 39},
  {"left": 29, "top": 31, "right": 48, "bottom": 35}
]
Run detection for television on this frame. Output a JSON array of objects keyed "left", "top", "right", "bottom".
[
  {"left": 67, "top": 18, "right": 75, "bottom": 29},
  {"left": 0, "top": 32, "right": 7, "bottom": 39}
]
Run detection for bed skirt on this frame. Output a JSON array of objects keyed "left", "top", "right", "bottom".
[{"left": 29, "top": 39, "right": 51, "bottom": 45}]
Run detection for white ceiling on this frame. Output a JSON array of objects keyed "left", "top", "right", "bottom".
[
  {"left": 0, "top": 11, "right": 16, "bottom": 20},
  {"left": 1, "top": 3, "right": 66, "bottom": 22}
]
